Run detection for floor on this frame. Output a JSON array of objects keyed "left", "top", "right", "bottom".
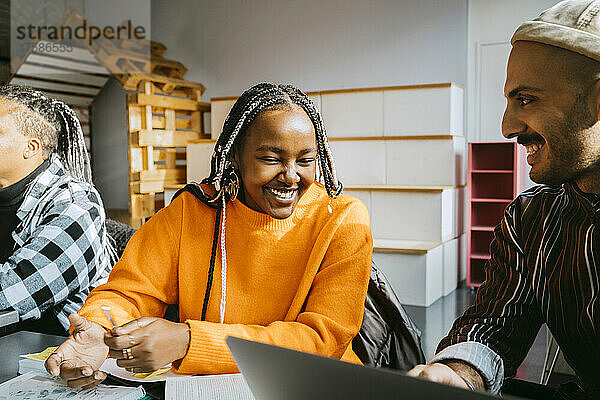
[{"left": 403, "top": 285, "right": 547, "bottom": 383}]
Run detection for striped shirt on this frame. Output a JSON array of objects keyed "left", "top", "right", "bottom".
[{"left": 433, "top": 183, "right": 600, "bottom": 396}]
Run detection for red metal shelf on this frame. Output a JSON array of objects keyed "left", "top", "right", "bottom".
[{"left": 467, "top": 142, "right": 527, "bottom": 288}]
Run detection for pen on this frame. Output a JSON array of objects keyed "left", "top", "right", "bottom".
[{"left": 101, "top": 306, "right": 117, "bottom": 335}]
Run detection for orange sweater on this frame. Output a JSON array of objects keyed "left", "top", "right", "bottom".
[{"left": 79, "top": 182, "right": 372, "bottom": 374}]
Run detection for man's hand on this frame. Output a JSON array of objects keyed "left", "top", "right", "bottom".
[
  {"left": 407, "top": 361, "right": 485, "bottom": 390},
  {"left": 45, "top": 313, "right": 109, "bottom": 389},
  {"left": 105, "top": 317, "right": 190, "bottom": 373}
]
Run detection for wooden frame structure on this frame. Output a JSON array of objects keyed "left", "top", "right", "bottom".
[
  {"left": 127, "top": 81, "right": 210, "bottom": 228},
  {"left": 6, "top": 6, "right": 210, "bottom": 228}
]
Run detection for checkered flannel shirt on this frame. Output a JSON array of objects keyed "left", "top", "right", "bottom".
[{"left": 0, "top": 156, "right": 111, "bottom": 330}]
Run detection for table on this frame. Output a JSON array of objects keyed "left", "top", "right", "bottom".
[
  {"left": 0, "top": 331, "right": 65, "bottom": 384},
  {"left": 0, "top": 311, "right": 18, "bottom": 328},
  {"left": 0, "top": 331, "right": 161, "bottom": 399}
]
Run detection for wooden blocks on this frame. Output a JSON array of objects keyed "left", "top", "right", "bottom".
[
  {"left": 131, "top": 130, "right": 204, "bottom": 147},
  {"left": 127, "top": 79, "right": 210, "bottom": 228},
  {"left": 127, "top": 93, "right": 204, "bottom": 112}
]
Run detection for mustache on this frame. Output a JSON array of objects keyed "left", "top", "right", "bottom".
[{"left": 517, "top": 133, "right": 545, "bottom": 146}]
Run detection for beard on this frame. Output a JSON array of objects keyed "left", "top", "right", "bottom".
[{"left": 529, "top": 93, "right": 597, "bottom": 186}]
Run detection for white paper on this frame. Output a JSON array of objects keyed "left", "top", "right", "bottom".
[
  {"left": 100, "top": 358, "right": 179, "bottom": 382},
  {"left": 0, "top": 372, "right": 144, "bottom": 400},
  {"left": 165, "top": 374, "right": 255, "bottom": 400}
]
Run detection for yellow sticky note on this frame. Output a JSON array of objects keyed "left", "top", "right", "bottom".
[
  {"left": 134, "top": 367, "right": 171, "bottom": 379},
  {"left": 26, "top": 346, "right": 58, "bottom": 361}
]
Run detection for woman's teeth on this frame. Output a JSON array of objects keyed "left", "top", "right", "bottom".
[
  {"left": 266, "top": 187, "right": 296, "bottom": 200},
  {"left": 525, "top": 143, "right": 544, "bottom": 155}
]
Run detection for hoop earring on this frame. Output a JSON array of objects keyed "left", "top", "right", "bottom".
[{"left": 225, "top": 169, "right": 240, "bottom": 202}]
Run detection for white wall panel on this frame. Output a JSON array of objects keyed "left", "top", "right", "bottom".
[
  {"left": 442, "top": 235, "right": 460, "bottom": 296},
  {"left": 187, "top": 142, "right": 215, "bottom": 183},
  {"left": 373, "top": 235, "right": 462, "bottom": 306},
  {"left": 383, "top": 86, "right": 463, "bottom": 136},
  {"left": 450, "top": 85, "right": 465, "bottom": 137},
  {"left": 372, "top": 191, "right": 442, "bottom": 242},
  {"left": 330, "top": 140, "right": 386, "bottom": 185},
  {"left": 373, "top": 245, "right": 443, "bottom": 306},
  {"left": 329, "top": 137, "right": 466, "bottom": 187},
  {"left": 371, "top": 188, "right": 462, "bottom": 242},
  {"left": 210, "top": 99, "right": 236, "bottom": 139},
  {"left": 321, "top": 91, "right": 383, "bottom": 137},
  {"left": 386, "top": 138, "right": 465, "bottom": 186}
]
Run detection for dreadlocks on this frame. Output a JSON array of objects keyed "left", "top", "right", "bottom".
[
  {"left": 0, "top": 85, "right": 92, "bottom": 184},
  {"left": 194, "top": 82, "right": 343, "bottom": 323}
]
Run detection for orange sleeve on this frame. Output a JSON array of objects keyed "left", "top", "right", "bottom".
[
  {"left": 78, "top": 197, "right": 183, "bottom": 328},
  {"left": 174, "top": 201, "right": 372, "bottom": 374}
]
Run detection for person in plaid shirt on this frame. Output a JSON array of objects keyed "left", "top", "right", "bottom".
[{"left": 0, "top": 85, "right": 112, "bottom": 335}]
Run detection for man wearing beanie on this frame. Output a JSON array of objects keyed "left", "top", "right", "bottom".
[{"left": 408, "top": 1, "right": 600, "bottom": 399}]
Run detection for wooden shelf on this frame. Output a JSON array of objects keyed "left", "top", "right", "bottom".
[
  {"left": 373, "top": 239, "right": 442, "bottom": 255},
  {"left": 189, "top": 136, "right": 463, "bottom": 144},
  {"left": 211, "top": 82, "right": 462, "bottom": 102},
  {"left": 470, "top": 253, "right": 491, "bottom": 260},
  {"left": 471, "top": 198, "right": 512, "bottom": 203},
  {"left": 328, "top": 135, "right": 460, "bottom": 141},
  {"left": 471, "top": 226, "right": 496, "bottom": 232},
  {"left": 471, "top": 169, "right": 513, "bottom": 174},
  {"left": 346, "top": 185, "right": 463, "bottom": 193}
]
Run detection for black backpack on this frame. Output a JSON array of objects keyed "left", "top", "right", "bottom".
[{"left": 353, "top": 260, "right": 426, "bottom": 370}]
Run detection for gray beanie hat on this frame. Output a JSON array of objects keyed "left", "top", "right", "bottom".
[{"left": 511, "top": 0, "right": 600, "bottom": 63}]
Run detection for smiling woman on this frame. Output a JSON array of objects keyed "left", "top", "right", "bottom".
[{"left": 46, "top": 83, "right": 373, "bottom": 387}]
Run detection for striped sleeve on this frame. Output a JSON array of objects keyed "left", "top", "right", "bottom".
[{"left": 436, "top": 198, "right": 544, "bottom": 391}]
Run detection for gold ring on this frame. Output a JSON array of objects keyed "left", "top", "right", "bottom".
[{"left": 122, "top": 348, "right": 133, "bottom": 360}]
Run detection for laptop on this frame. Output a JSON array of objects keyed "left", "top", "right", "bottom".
[{"left": 226, "top": 336, "right": 523, "bottom": 400}]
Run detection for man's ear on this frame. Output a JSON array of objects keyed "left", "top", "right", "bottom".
[{"left": 23, "top": 137, "right": 42, "bottom": 159}]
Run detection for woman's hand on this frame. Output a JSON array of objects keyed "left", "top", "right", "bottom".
[
  {"left": 45, "top": 313, "right": 109, "bottom": 388},
  {"left": 104, "top": 317, "right": 191, "bottom": 373}
]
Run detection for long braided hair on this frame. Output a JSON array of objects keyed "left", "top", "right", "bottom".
[
  {"left": 195, "top": 82, "right": 343, "bottom": 323},
  {"left": 0, "top": 85, "right": 92, "bottom": 184},
  {"left": 0, "top": 84, "right": 118, "bottom": 272}
]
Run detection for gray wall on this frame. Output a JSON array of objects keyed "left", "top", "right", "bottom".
[
  {"left": 91, "top": 77, "right": 129, "bottom": 209},
  {"left": 86, "top": 0, "right": 468, "bottom": 209},
  {"left": 151, "top": 0, "right": 468, "bottom": 100}
]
